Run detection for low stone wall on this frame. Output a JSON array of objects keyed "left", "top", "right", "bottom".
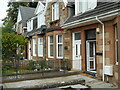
[{"left": 3, "top": 71, "right": 81, "bottom": 83}]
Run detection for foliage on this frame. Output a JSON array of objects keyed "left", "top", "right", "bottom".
[
  {"left": 27, "top": 60, "right": 49, "bottom": 71},
  {"left": 2, "top": 2, "right": 38, "bottom": 27},
  {"left": 2, "top": 63, "right": 13, "bottom": 71},
  {"left": 2, "top": 2, "right": 28, "bottom": 26},
  {"left": 2, "top": 21, "right": 15, "bottom": 33},
  {"left": 2, "top": 69, "right": 33, "bottom": 74},
  {"left": 2, "top": 32, "right": 28, "bottom": 60},
  {"left": 27, "top": 61, "right": 36, "bottom": 70}
]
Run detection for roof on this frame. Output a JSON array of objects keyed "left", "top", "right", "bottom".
[
  {"left": 19, "top": 6, "right": 35, "bottom": 27},
  {"left": 24, "top": 26, "right": 47, "bottom": 37},
  {"left": 64, "top": 2, "right": 120, "bottom": 24},
  {"left": 46, "top": 26, "right": 63, "bottom": 32}
]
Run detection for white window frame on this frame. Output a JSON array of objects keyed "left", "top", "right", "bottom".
[
  {"left": 33, "top": 38, "right": 37, "bottom": 56},
  {"left": 52, "top": 2, "right": 59, "bottom": 21},
  {"left": 38, "top": 37, "right": 43, "bottom": 57},
  {"left": 48, "top": 35, "right": 54, "bottom": 58},
  {"left": 115, "top": 24, "right": 118, "bottom": 65},
  {"left": 75, "top": 0, "right": 97, "bottom": 15},
  {"left": 56, "top": 35, "right": 63, "bottom": 58}
]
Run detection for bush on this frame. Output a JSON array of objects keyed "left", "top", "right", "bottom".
[
  {"left": 27, "top": 61, "right": 36, "bottom": 70},
  {"left": 2, "top": 63, "right": 13, "bottom": 71},
  {"left": 27, "top": 60, "right": 49, "bottom": 71}
]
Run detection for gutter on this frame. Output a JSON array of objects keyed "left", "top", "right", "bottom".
[
  {"left": 96, "top": 16, "right": 105, "bottom": 81},
  {"left": 62, "top": 9, "right": 119, "bottom": 29}
]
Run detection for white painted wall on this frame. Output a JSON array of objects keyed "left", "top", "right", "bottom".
[
  {"left": 35, "top": 2, "right": 45, "bottom": 28},
  {"left": 17, "top": 9, "right": 22, "bottom": 23},
  {"left": 16, "top": 9, "right": 22, "bottom": 32},
  {"left": 37, "top": 10, "right": 45, "bottom": 28},
  {"left": 27, "top": 2, "right": 45, "bottom": 32}
]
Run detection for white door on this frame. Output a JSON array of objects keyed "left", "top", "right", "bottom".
[
  {"left": 72, "top": 32, "right": 82, "bottom": 70},
  {"left": 86, "top": 40, "right": 96, "bottom": 71}
]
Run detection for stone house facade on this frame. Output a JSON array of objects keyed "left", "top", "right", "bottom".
[
  {"left": 62, "top": 1, "right": 120, "bottom": 87},
  {"left": 44, "top": 1, "right": 74, "bottom": 69},
  {"left": 16, "top": 0, "right": 120, "bottom": 87}
]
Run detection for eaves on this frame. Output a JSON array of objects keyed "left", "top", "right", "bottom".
[{"left": 61, "top": 9, "right": 120, "bottom": 29}]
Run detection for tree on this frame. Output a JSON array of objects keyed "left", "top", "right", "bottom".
[
  {"left": 2, "top": 32, "right": 28, "bottom": 61},
  {"left": 2, "top": 2, "right": 29, "bottom": 26},
  {"left": 2, "top": 21, "right": 15, "bottom": 33},
  {"left": 2, "top": 2, "right": 38, "bottom": 26}
]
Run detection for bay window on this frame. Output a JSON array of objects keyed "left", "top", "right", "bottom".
[
  {"left": 48, "top": 35, "right": 54, "bottom": 58},
  {"left": 52, "top": 2, "right": 59, "bottom": 21},
  {"left": 38, "top": 37, "right": 43, "bottom": 57},
  {"left": 56, "top": 35, "right": 63, "bottom": 58}
]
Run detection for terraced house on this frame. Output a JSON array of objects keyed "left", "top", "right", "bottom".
[
  {"left": 62, "top": 0, "right": 120, "bottom": 87},
  {"left": 16, "top": 0, "right": 120, "bottom": 87}
]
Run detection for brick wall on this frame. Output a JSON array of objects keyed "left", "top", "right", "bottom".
[
  {"left": 117, "top": 15, "right": 120, "bottom": 88},
  {"left": 46, "top": 30, "right": 63, "bottom": 68},
  {"left": 29, "top": 35, "right": 45, "bottom": 60},
  {"left": 63, "top": 17, "right": 119, "bottom": 86}
]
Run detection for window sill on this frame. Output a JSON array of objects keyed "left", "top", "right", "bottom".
[
  {"left": 33, "top": 55, "right": 37, "bottom": 57},
  {"left": 57, "top": 57, "right": 63, "bottom": 59},
  {"left": 38, "top": 56, "right": 43, "bottom": 57},
  {"left": 48, "top": 56, "right": 54, "bottom": 58},
  {"left": 116, "top": 62, "right": 118, "bottom": 65}
]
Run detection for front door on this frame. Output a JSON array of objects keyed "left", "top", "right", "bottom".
[
  {"left": 72, "top": 32, "right": 81, "bottom": 70},
  {"left": 86, "top": 40, "right": 96, "bottom": 71}
]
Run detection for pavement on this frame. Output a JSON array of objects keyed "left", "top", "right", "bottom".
[{"left": 3, "top": 74, "right": 118, "bottom": 89}]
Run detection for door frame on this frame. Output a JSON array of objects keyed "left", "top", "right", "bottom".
[
  {"left": 72, "top": 32, "right": 82, "bottom": 70},
  {"left": 86, "top": 40, "right": 96, "bottom": 72}
]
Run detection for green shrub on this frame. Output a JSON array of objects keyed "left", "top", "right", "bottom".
[{"left": 27, "top": 60, "right": 49, "bottom": 71}]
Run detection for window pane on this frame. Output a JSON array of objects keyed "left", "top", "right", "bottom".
[
  {"left": 38, "top": 38, "right": 43, "bottom": 56},
  {"left": 58, "top": 35, "right": 62, "bottom": 43},
  {"left": 50, "top": 45, "right": 54, "bottom": 56},
  {"left": 75, "top": 32, "right": 81, "bottom": 40},
  {"left": 40, "top": 38, "right": 43, "bottom": 43},
  {"left": 90, "top": 61, "right": 94, "bottom": 69},
  {"left": 88, "top": 0, "right": 97, "bottom": 9},
  {"left": 33, "top": 38, "right": 36, "bottom": 56},
  {"left": 56, "top": 2, "right": 59, "bottom": 19},
  {"left": 50, "top": 36, "right": 53, "bottom": 43},
  {"left": 90, "top": 42, "right": 93, "bottom": 57},
  {"left": 52, "top": 2, "right": 59, "bottom": 20},
  {"left": 39, "top": 44, "right": 43, "bottom": 56},
  {"left": 58, "top": 44, "right": 62, "bottom": 57}
]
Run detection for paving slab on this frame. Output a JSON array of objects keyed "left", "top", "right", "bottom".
[
  {"left": 3, "top": 74, "right": 85, "bottom": 88},
  {"left": 3, "top": 74, "right": 117, "bottom": 89}
]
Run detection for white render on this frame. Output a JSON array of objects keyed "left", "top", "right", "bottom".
[{"left": 27, "top": 1, "right": 45, "bottom": 32}]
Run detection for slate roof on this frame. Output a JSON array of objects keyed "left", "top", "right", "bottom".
[
  {"left": 64, "top": 2, "right": 120, "bottom": 24},
  {"left": 19, "top": 6, "right": 35, "bottom": 27},
  {"left": 46, "top": 26, "right": 62, "bottom": 32},
  {"left": 24, "top": 27, "right": 45, "bottom": 37}
]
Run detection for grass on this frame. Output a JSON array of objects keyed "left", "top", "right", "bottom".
[{"left": 2, "top": 69, "right": 33, "bottom": 74}]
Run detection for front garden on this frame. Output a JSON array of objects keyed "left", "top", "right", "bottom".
[{"left": 2, "top": 60, "right": 53, "bottom": 74}]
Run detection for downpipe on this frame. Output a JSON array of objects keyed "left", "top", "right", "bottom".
[{"left": 96, "top": 16, "right": 105, "bottom": 81}]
